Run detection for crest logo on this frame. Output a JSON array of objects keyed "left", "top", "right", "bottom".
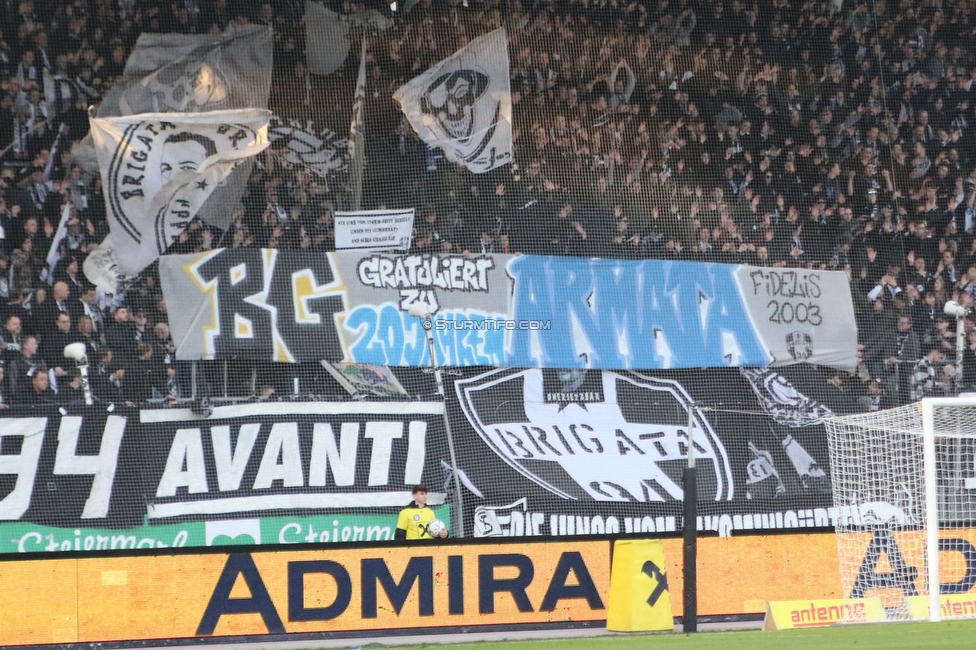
[
  {"left": 456, "top": 368, "right": 734, "bottom": 503},
  {"left": 268, "top": 117, "right": 348, "bottom": 177},
  {"left": 785, "top": 331, "right": 813, "bottom": 361},
  {"left": 542, "top": 368, "right": 605, "bottom": 411}
]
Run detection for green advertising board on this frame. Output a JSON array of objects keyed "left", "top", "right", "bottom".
[{"left": 1, "top": 507, "right": 450, "bottom": 554}]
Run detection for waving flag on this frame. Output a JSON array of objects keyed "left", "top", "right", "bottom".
[
  {"left": 393, "top": 28, "right": 512, "bottom": 173},
  {"left": 90, "top": 109, "right": 270, "bottom": 275},
  {"left": 79, "top": 24, "right": 273, "bottom": 234}
]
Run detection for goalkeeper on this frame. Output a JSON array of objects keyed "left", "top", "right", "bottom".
[{"left": 395, "top": 485, "right": 448, "bottom": 540}]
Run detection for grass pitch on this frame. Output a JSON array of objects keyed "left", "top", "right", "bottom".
[{"left": 396, "top": 619, "right": 976, "bottom": 649}]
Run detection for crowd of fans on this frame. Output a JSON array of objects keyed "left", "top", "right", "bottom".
[{"left": 1, "top": 0, "right": 976, "bottom": 410}]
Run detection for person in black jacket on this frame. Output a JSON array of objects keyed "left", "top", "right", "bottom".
[
  {"left": 104, "top": 306, "right": 137, "bottom": 361},
  {"left": 126, "top": 343, "right": 167, "bottom": 403},
  {"left": 57, "top": 367, "right": 87, "bottom": 405},
  {"left": 16, "top": 364, "right": 57, "bottom": 406},
  {"left": 40, "top": 311, "right": 75, "bottom": 377},
  {"left": 93, "top": 360, "right": 129, "bottom": 405}
]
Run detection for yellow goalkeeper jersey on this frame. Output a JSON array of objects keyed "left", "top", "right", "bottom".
[{"left": 396, "top": 503, "right": 438, "bottom": 540}]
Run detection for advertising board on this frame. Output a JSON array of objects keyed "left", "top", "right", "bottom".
[
  {"left": 0, "top": 540, "right": 609, "bottom": 645},
  {"left": 6, "top": 530, "right": 976, "bottom": 645}
]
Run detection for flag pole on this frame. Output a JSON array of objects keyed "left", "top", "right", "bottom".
[{"left": 349, "top": 36, "right": 368, "bottom": 211}]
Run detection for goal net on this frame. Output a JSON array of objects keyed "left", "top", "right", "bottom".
[{"left": 824, "top": 398, "right": 976, "bottom": 621}]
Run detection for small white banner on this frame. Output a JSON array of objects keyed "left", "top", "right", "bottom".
[{"left": 334, "top": 208, "right": 414, "bottom": 251}]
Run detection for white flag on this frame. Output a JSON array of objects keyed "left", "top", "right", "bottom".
[
  {"left": 393, "top": 28, "right": 512, "bottom": 173},
  {"left": 83, "top": 233, "right": 128, "bottom": 295},
  {"left": 305, "top": 2, "right": 390, "bottom": 77},
  {"left": 98, "top": 24, "right": 273, "bottom": 117},
  {"left": 305, "top": 1, "right": 350, "bottom": 76},
  {"left": 90, "top": 109, "right": 271, "bottom": 275},
  {"left": 78, "top": 24, "right": 273, "bottom": 233},
  {"left": 42, "top": 202, "right": 72, "bottom": 284},
  {"left": 349, "top": 37, "right": 367, "bottom": 162}
]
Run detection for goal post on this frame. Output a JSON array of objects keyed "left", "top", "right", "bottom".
[
  {"left": 824, "top": 397, "right": 976, "bottom": 622},
  {"left": 922, "top": 398, "right": 940, "bottom": 623}
]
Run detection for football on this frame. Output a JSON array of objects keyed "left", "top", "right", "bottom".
[{"left": 427, "top": 519, "right": 446, "bottom": 536}]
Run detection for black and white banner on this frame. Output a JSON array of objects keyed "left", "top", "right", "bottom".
[
  {"left": 335, "top": 209, "right": 414, "bottom": 251},
  {"left": 0, "top": 379, "right": 943, "bottom": 544},
  {"left": 90, "top": 109, "right": 270, "bottom": 275},
  {"left": 394, "top": 28, "right": 513, "bottom": 173},
  {"left": 0, "top": 401, "right": 448, "bottom": 529},
  {"left": 445, "top": 366, "right": 882, "bottom": 538}
]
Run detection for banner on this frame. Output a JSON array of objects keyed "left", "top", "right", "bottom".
[
  {"left": 158, "top": 250, "right": 859, "bottom": 370},
  {"left": 0, "top": 366, "right": 871, "bottom": 552},
  {"left": 763, "top": 598, "right": 887, "bottom": 629},
  {"left": 447, "top": 366, "right": 862, "bottom": 540},
  {"left": 97, "top": 24, "right": 273, "bottom": 118},
  {"left": 393, "top": 28, "right": 513, "bottom": 173},
  {"left": 0, "top": 509, "right": 450, "bottom": 553},
  {"left": 90, "top": 109, "right": 271, "bottom": 275},
  {"left": 335, "top": 209, "right": 414, "bottom": 251},
  {"left": 139, "top": 402, "right": 446, "bottom": 519},
  {"left": 321, "top": 362, "right": 408, "bottom": 397},
  {"left": 7, "top": 530, "right": 976, "bottom": 645},
  {"left": 0, "top": 402, "right": 450, "bottom": 553}
]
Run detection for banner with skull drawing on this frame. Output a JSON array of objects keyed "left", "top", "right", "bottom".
[
  {"left": 90, "top": 109, "right": 271, "bottom": 276},
  {"left": 393, "top": 28, "right": 513, "bottom": 173},
  {"left": 97, "top": 24, "right": 273, "bottom": 118}
]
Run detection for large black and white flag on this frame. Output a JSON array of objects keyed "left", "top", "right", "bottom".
[
  {"left": 79, "top": 24, "right": 273, "bottom": 234},
  {"left": 97, "top": 23, "right": 273, "bottom": 117},
  {"left": 393, "top": 28, "right": 512, "bottom": 174},
  {"left": 90, "top": 109, "right": 271, "bottom": 275}
]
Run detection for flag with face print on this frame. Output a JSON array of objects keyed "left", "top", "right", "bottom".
[
  {"left": 90, "top": 109, "right": 270, "bottom": 275},
  {"left": 393, "top": 28, "right": 512, "bottom": 173}
]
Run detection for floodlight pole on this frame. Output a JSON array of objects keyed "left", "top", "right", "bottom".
[
  {"left": 683, "top": 402, "right": 698, "bottom": 633},
  {"left": 421, "top": 317, "right": 466, "bottom": 538}
]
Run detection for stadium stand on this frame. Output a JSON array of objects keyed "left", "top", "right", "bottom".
[{"left": 0, "top": 0, "right": 974, "bottom": 409}]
